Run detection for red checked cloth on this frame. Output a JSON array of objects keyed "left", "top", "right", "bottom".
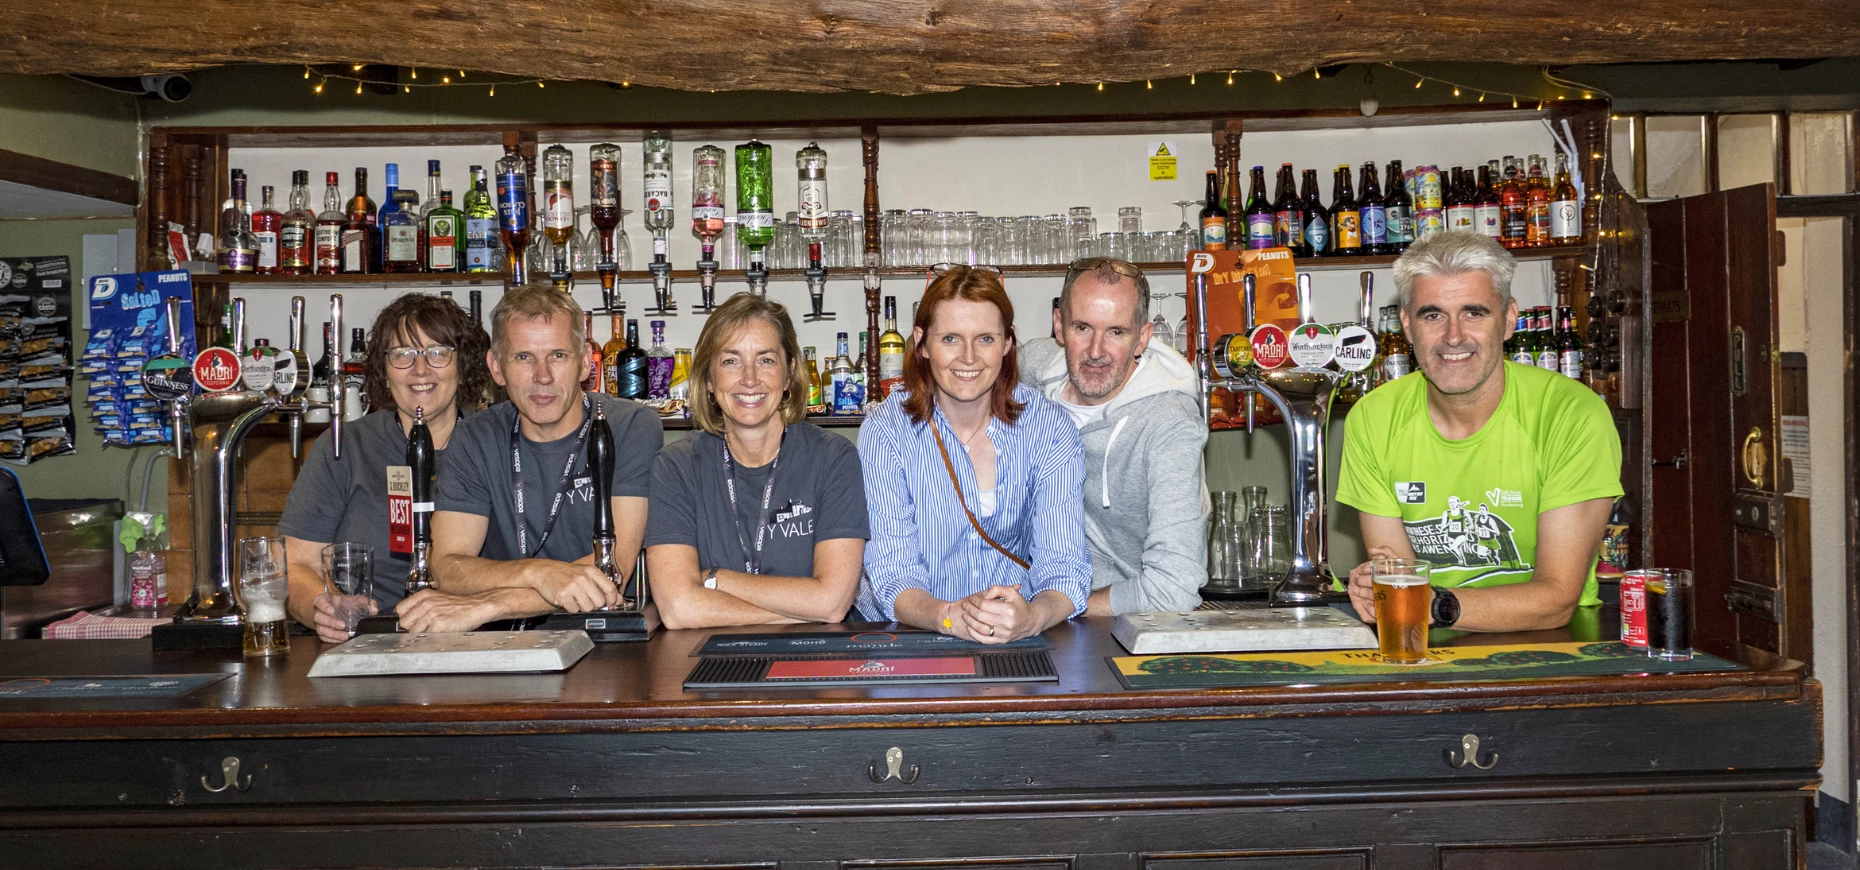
[{"left": 42, "top": 610, "right": 168, "bottom": 639}]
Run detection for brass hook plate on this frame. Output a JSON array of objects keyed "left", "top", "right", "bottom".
[
  {"left": 200, "top": 756, "right": 253, "bottom": 793},
  {"left": 1445, "top": 734, "right": 1499, "bottom": 771}
]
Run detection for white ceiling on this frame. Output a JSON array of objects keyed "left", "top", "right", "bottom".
[{"left": 0, "top": 179, "right": 135, "bottom": 220}]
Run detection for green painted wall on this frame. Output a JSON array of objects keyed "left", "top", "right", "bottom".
[{"left": 0, "top": 74, "right": 139, "bottom": 177}]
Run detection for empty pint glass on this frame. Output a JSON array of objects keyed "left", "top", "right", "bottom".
[
  {"left": 1372, "top": 559, "right": 1432, "bottom": 665},
  {"left": 321, "top": 543, "right": 375, "bottom": 636},
  {"left": 238, "top": 536, "right": 290, "bottom": 658}
]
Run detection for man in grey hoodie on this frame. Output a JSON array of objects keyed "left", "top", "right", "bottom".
[{"left": 1019, "top": 259, "right": 1208, "bottom": 615}]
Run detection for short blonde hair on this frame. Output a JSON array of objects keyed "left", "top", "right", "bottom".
[
  {"left": 688, "top": 292, "right": 808, "bottom": 436},
  {"left": 491, "top": 284, "right": 584, "bottom": 354}
]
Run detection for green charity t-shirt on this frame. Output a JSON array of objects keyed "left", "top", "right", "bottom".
[{"left": 1336, "top": 361, "right": 1624, "bottom": 606}]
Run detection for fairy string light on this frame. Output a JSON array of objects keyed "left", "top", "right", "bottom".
[{"left": 303, "top": 65, "right": 548, "bottom": 96}]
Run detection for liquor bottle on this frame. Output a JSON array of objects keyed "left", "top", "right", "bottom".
[
  {"left": 669, "top": 348, "right": 691, "bottom": 401},
  {"left": 424, "top": 191, "right": 464, "bottom": 273},
  {"left": 1329, "top": 165, "right": 1361, "bottom": 256},
  {"left": 646, "top": 320, "right": 674, "bottom": 400},
  {"left": 1535, "top": 308, "right": 1559, "bottom": 372},
  {"left": 314, "top": 172, "right": 345, "bottom": 275},
  {"left": 643, "top": 131, "right": 675, "bottom": 264},
  {"left": 306, "top": 322, "right": 334, "bottom": 424},
  {"left": 1444, "top": 167, "right": 1476, "bottom": 233},
  {"left": 691, "top": 144, "right": 727, "bottom": 306},
  {"left": 341, "top": 167, "right": 377, "bottom": 274},
  {"left": 581, "top": 311, "right": 606, "bottom": 394},
  {"left": 829, "top": 332, "right": 861, "bottom": 415},
  {"left": 1507, "top": 309, "right": 1532, "bottom": 365},
  {"left": 1499, "top": 156, "right": 1528, "bottom": 249},
  {"left": 616, "top": 319, "right": 648, "bottom": 400},
  {"left": 1525, "top": 155, "right": 1552, "bottom": 248},
  {"left": 1244, "top": 165, "right": 1275, "bottom": 250},
  {"left": 589, "top": 143, "right": 622, "bottom": 297},
  {"left": 1272, "top": 164, "right": 1306, "bottom": 257},
  {"left": 1474, "top": 164, "right": 1503, "bottom": 240},
  {"left": 803, "top": 347, "right": 825, "bottom": 414},
  {"left": 541, "top": 143, "right": 576, "bottom": 277},
  {"left": 342, "top": 327, "right": 367, "bottom": 420},
  {"left": 375, "top": 163, "right": 402, "bottom": 272},
  {"left": 601, "top": 313, "right": 626, "bottom": 397},
  {"left": 1198, "top": 169, "right": 1227, "bottom": 251},
  {"left": 1557, "top": 306, "right": 1585, "bottom": 379},
  {"left": 1383, "top": 160, "right": 1413, "bottom": 253},
  {"left": 1301, "top": 168, "right": 1329, "bottom": 256},
  {"left": 217, "top": 172, "right": 259, "bottom": 274},
  {"left": 252, "top": 184, "right": 283, "bottom": 274},
  {"left": 463, "top": 165, "right": 499, "bottom": 273},
  {"left": 796, "top": 140, "right": 829, "bottom": 248},
  {"left": 406, "top": 406, "right": 434, "bottom": 595},
  {"left": 1358, "top": 161, "right": 1388, "bottom": 254},
  {"left": 1550, "top": 152, "right": 1582, "bottom": 245},
  {"left": 735, "top": 140, "right": 776, "bottom": 284},
  {"left": 382, "top": 190, "right": 423, "bottom": 273},
  {"left": 1380, "top": 305, "right": 1413, "bottom": 383},
  {"left": 878, "top": 296, "right": 906, "bottom": 399},
  {"left": 280, "top": 171, "right": 315, "bottom": 275},
  {"left": 213, "top": 303, "right": 235, "bottom": 350},
  {"left": 494, "top": 151, "right": 532, "bottom": 284},
  {"left": 856, "top": 331, "right": 869, "bottom": 394}
]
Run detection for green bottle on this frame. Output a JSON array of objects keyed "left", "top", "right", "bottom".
[
  {"left": 424, "top": 190, "right": 466, "bottom": 274},
  {"left": 734, "top": 140, "right": 775, "bottom": 258},
  {"left": 462, "top": 165, "right": 499, "bottom": 273}
]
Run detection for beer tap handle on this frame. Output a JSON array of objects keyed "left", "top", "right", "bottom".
[
  {"left": 289, "top": 296, "right": 305, "bottom": 354},
  {"left": 1191, "top": 271, "right": 1213, "bottom": 422},
  {"left": 164, "top": 295, "right": 184, "bottom": 356},
  {"left": 329, "top": 294, "right": 344, "bottom": 459},
  {"left": 231, "top": 297, "right": 247, "bottom": 354},
  {"left": 1242, "top": 274, "right": 1257, "bottom": 433},
  {"left": 1296, "top": 273, "right": 1314, "bottom": 324},
  {"left": 163, "top": 296, "right": 186, "bottom": 452},
  {"left": 1358, "top": 271, "right": 1375, "bottom": 328}
]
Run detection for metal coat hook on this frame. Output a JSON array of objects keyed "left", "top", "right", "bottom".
[
  {"left": 200, "top": 756, "right": 253, "bottom": 793},
  {"left": 1445, "top": 734, "right": 1499, "bottom": 771},
  {"left": 867, "top": 746, "right": 920, "bottom": 784}
]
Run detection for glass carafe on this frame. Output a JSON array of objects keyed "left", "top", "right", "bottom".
[
  {"left": 1207, "top": 491, "right": 1243, "bottom": 591},
  {"left": 1246, "top": 504, "right": 1291, "bottom": 589}
]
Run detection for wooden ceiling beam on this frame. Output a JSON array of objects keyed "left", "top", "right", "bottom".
[{"left": 4, "top": 2, "right": 1860, "bottom": 95}]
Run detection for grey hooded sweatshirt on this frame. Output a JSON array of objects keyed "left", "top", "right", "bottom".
[{"left": 1019, "top": 336, "right": 1208, "bottom": 614}]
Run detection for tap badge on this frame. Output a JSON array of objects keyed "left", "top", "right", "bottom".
[
  {"left": 1249, "top": 324, "right": 1290, "bottom": 369},
  {"left": 192, "top": 347, "right": 243, "bottom": 393},
  {"left": 1331, "top": 325, "right": 1376, "bottom": 372},
  {"left": 1286, "top": 322, "right": 1336, "bottom": 369}
]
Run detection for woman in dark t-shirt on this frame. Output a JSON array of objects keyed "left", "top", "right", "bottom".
[
  {"left": 278, "top": 294, "right": 491, "bottom": 642},
  {"left": 645, "top": 293, "right": 869, "bottom": 629}
]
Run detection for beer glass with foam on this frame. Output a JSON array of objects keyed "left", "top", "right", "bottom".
[{"left": 1371, "top": 559, "right": 1432, "bottom": 664}]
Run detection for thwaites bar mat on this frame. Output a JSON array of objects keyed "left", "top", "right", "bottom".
[
  {"left": 0, "top": 674, "right": 231, "bottom": 699},
  {"left": 696, "top": 629, "right": 1046, "bottom": 657},
  {"left": 684, "top": 650, "right": 1058, "bottom": 690},
  {"left": 1108, "top": 641, "right": 1743, "bottom": 690}
]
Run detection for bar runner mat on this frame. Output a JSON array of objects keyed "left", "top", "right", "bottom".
[
  {"left": 686, "top": 650, "right": 1057, "bottom": 689},
  {"left": 1108, "top": 642, "right": 1744, "bottom": 690},
  {"left": 0, "top": 674, "right": 232, "bottom": 699},
  {"left": 696, "top": 629, "right": 1046, "bottom": 657}
]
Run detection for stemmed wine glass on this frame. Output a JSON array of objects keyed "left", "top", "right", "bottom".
[{"left": 1173, "top": 199, "right": 1199, "bottom": 263}]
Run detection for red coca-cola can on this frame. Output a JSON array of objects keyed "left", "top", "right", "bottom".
[{"left": 1620, "top": 570, "right": 1652, "bottom": 648}]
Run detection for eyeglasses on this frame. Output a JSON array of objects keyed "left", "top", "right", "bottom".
[
  {"left": 923, "top": 262, "right": 1004, "bottom": 291},
  {"left": 1064, "top": 257, "right": 1145, "bottom": 282},
  {"left": 385, "top": 345, "right": 457, "bottom": 369}
]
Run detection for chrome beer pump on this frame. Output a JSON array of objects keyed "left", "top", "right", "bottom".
[
  {"left": 150, "top": 295, "right": 344, "bottom": 633},
  {"left": 1194, "top": 270, "right": 1377, "bottom": 607},
  {"left": 533, "top": 403, "right": 658, "bottom": 641}
]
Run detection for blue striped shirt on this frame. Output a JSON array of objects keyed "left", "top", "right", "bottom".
[{"left": 856, "top": 383, "right": 1092, "bottom": 622}]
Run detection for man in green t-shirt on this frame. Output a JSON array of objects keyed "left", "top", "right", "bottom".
[{"left": 1336, "top": 231, "right": 1622, "bottom": 633}]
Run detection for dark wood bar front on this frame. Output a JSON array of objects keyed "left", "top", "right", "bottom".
[{"left": 0, "top": 617, "right": 1821, "bottom": 870}]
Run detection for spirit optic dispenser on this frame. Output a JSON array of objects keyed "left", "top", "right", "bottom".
[
  {"left": 690, "top": 144, "right": 727, "bottom": 313},
  {"left": 589, "top": 142, "right": 623, "bottom": 311},
  {"left": 735, "top": 140, "right": 775, "bottom": 297},
  {"left": 642, "top": 131, "right": 677, "bottom": 316},
  {"left": 797, "top": 141, "right": 835, "bottom": 321}
]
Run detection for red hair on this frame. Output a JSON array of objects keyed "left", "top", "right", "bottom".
[{"left": 902, "top": 266, "right": 1025, "bottom": 426}]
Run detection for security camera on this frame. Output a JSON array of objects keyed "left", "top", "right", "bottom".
[{"left": 139, "top": 74, "right": 192, "bottom": 103}]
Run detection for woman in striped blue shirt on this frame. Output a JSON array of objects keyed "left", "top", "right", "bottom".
[{"left": 856, "top": 265, "right": 1091, "bottom": 643}]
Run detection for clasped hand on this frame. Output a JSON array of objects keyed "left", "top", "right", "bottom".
[{"left": 946, "top": 584, "right": 1038, "bottom": 644}]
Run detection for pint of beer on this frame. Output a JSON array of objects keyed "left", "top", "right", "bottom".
[{"left": 1371, "top": 559, "right": 1433, "bottom": 665}]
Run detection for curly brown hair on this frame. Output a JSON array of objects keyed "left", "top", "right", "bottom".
[{"left": 363, "top": 293, "right": 492, "bottom": 414}]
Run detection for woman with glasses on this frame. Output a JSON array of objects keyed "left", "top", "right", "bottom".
[
  {"left": 645, "top": 293, "right": 868, "bottom": 629},
  {"left": 280, "top": 293, "right": 491, "bottom": 642},
  {"left": 857, "top": 265, "right": 1091, "bottom": 642}
]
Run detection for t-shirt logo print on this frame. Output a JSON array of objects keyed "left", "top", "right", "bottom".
[
  {"left": 1402, "top": 495, "right": 1528, "bottom": 581},
  {"left": 1394, "top": 481, "right": 1426, "bottom": 504}
]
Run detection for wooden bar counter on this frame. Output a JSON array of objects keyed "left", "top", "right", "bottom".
[{"left": 0, "top": 614, "right": 1821, "bottom": 870}]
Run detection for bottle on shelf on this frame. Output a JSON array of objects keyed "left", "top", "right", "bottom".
[
  {"left": 1525, "top": 155, "right": 1552, "bottom": 248},
  {"left": 213, "top": 303, "right": 235, "bottom": 349},
  {"left": 1358, "top": 161, "right": 1388, "bottom": 255},
  {"left": 829, "top": 332, "right": 861, "bottom": 415},
  {"left": 856, "top": 331, "right": 869, "bottom": 394},
  {"left": 1551, "top": 152, "right": 1582, "bottom": 245},
  {"left": 280, "top": 170, "right": 315, "bottom": 275},
  {"left": 314, "top": 171, "right": 346, "bottom": 275},
  {"left": 1499, "top": 156, "right": 1528, "bottom": 249},
  {"left": 1198, "top": 169, "right": 1227, "bottom": 252},
  {"left": 1474, "top": 164, "right": 1503, "bottom": 240},
  {"left": 424, "top": 190, "right": 464, "bottom": 273},
  {"left": 1272, "top": 163, "right": 1307, "bottom": 257},
  {"left": 495, "top": 150, "right": 532, "bottom": 285},
  {"left": 589, "top": 143, "right": 622, "bottom": 302},
  {"left": 342, "top": 167, "right": 377, "bottom": 274},
  {"left": 646, "top": 321, "right": 674, "bottom": 400},
  {"left": 217, "top": 170, "right": 259, "bottom": 274},
  {"left": 582, "top": 311, "right": 606, "bottom": 394},
  {"left": 735, "top": 140, "right": 776, "bottom": 293},
  {"left": 1382, "top": 160, "right": 1412, "bottom": 254},
  {"left": 1444, "top": 167, "right": 1476, "bottom": 233},
  {"left": 1244, "top": 165, "right": 1274, "bottom": 250},
  {"left": 1300, "top": 168, "right": 1329, "bottom": 257},
  {"left": 1535, "top": 308, "right": 1559, "bottom": 372},
  {"left": 1557, "top": 305, "right": 1585, "bottom": 380},
  {"left": 376, "top": 163, "right": 403, "bottom": 272},
  {"left": 1380, "top": 305, "right": 1413, "bottom": 383},
  {"left": 1506, "top": 309, "right": 1531, "bottom": 365},
  {"left": 421, "top": 160, "right": 443, "bottom": 220},
  {"left": 342, "top": 327, "right": 367, "bottom": 421},
  {"left": 1329, "top": 165, "right": 1361, "bottom": 256},
  {"left": 616, "top": 319, "right": 648, "bottom": 400},
  {"left": 669, "top": 348, "right": 691, "bottom": 402},
  {"left": 803, "top": 346, "right": 825, "bottom": 414},
  {"left": 601, "top": 313, "right": 626, "bottom": 397},
  {"left": 252, "top": 184, "right": 283, "bottom": 275},
  {"left": 643, "top": 131, "right": 676, "bottom": 265},
  {"left": 690, "top": 144, "right": 727, "bottom": 309},
  {"left": 463, "top": 165, "right": 499, "bottom": 273},
  {"left": 541, "top": 143, "right": 576, "bottom": 279},
  {"left": 878, "top": 296, "right": 906, "bottom": 400},
  {"left": 306, "top": 321, "right": 333, "bottom": 424},
  {"left": 383, "top": 189, "right": 423, "bottom": 273}
]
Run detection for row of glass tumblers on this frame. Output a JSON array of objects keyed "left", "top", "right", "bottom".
[{"left": 1208, "top": 487, "right": 1291, "bottom": 591}]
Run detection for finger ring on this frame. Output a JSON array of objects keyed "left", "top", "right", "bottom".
[{"left": 988, "top": 626, "right": 995, "bottom": 636}]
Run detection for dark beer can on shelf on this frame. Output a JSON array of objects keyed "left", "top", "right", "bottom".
[{"left": 1620, "top": 570, "right": 1650, "bottom": 648}]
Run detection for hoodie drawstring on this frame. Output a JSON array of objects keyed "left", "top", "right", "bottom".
[{"left": 1101, "top": 415, "right": 1130, "bottom": 508}]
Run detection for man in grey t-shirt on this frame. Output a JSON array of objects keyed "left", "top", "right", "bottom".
[{"left": 414, "top": 287, "right": 662, "bottom": 632}]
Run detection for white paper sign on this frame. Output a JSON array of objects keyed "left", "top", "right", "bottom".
[{"left": 1780, "top": 414, "right": 1810, "bottom": 498}]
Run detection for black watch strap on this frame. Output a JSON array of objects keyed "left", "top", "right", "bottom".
[{"left": 1430, "top": 587, "right": 1461, "bottom": 628}]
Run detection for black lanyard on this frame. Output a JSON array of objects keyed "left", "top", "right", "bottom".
[
  {"left": 720, "top": 429, "right": 784, "bottom": 575},
  {"left": 511, "top": 393, "right": 595, "bottom": 559}
]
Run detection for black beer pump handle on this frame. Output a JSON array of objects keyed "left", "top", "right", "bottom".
[{"left": 590, "top": 404, "right": 615, "bottom": 537}]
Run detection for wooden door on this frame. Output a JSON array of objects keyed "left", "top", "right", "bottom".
[{"left": 1646, "top": 183, "right": 1805, "bottom": 661}]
